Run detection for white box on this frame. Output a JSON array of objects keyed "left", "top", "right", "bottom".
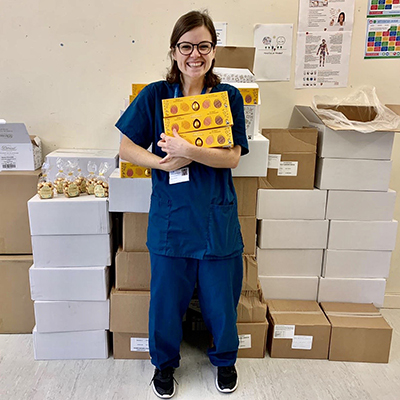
[
  {"left": 315, "top": 158, "right": 392, "bottom": 191},
  {"left": 259, "top": 276, "right": 319, "bottom": 301},
  {"left": 0, "top": 124, "right": 42, "bottom": 171},
  {"left": 31, "top": 234, "right": 111, "bottom": 267},
  {"left": 46, "top": 148, "right": 119, "bottom": 181},
  {"left": 318, "top": 277, "right": 387, "bottom": 308},
  {"left": 108, "top": 168, "right": 152, "bottom": 213},
  {"left": 257, "top": 248, "right": 323, "bottom": 276},
  {"left": 34, "top": 300, "right": 110, "bottom": 333},
  {"left": 29, "top": 265, "right": 110, "bottom": 301},
  {"left": 28, "top": 194, "right": 110, "bottom": 235},
  {"left": 33, "top": 327, "right": 109, "bottom": 360},
  {"left": 290, "top": 106, "right": 396, "bottom": 160},
  {"left": 326, "top": 190, "right": 396, "bottom": 221},
  {"left": 214, "top": 67, "right": 256, "bottom": 83},
  {"left": 233, "top": 134, "right": 269, "bottom": 177},
  {"left": 257, "top": 189, "right": 327, "bottom": 220},
  {"left": 257, "top": 219, "right": 328, "bottom": 249},
  {"left": 322, "top": 249, "right": 392, "bottom": 278},
  {"left": 328, "top": 220, "right": 398, "bottom": 251}
]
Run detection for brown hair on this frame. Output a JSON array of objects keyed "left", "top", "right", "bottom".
[{"left": 166, "top": 10, "right": 221, "bottom": 88}]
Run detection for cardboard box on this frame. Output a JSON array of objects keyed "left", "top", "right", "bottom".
[
  {"left": 0, "top": 124, "right": 42, "bottom": 171},
  {"left": 113, "top": 332, "right": 150, "bottom": 359},
  {"left": 233, "top": 134, "right": 269, "bottom": 177},
  {"left": 289, "top": 105, "right": 396, "bottom": 160},
  {"left": 322, "top": 249, "right": 392, "bottom": 278},
  {"left": 214, "top": 67, "right": 256, "bottom": 83},
  {"left": 34, "top": 300, "right": 109, "bottom": 333},
  {"left": 260, "top": 128, "right": 318, "bottom": 189},
  {"left": 233, "top": 177, "right": 258, "bottom": 216},
  {"left": 119, "top": 160, "right": 151, "bottom": 178},
  {"left": 123, "top": 213, "right": 149, "bottom": 252},
  {"left": 0, "top": 255, "right": 35, "bottom": 333},
  {"left": 257, "top": 219, "right": 329, "bottom": 249},
  {"left": 315, "top": 158, "right": 392, "bottom": 191},
  {"left": 326, "top": 190, "right": 396, "bottom": 221},
  {"left": 109, "top": 168, "right": 152, "bottom": 213},
  {"left": 115, "top": 248, "right": 151, "bottom": 291},
  {"left": 0, "top": 169, "right": 41, "bottom": 253},
  {"left": 237, "top": 320, "right": 268, "bottom": 358},
  {"left": 45, "top": 149, "right": 119, "bottom": 181},
  {"left": 131, "top": 83, "right": 148, "bottom": 102},
  {"left": 259, "top": 276, "right": 319, "bottom": 301},
  {"left": 237, "top": 294, "right": 266, "bottom": 323},
  {"left": 257, "top": 248, "right": 323, "bottom": 276},
  {"left": 33, "top": 327, "right": 109, "bottom": 360},
  {"left": 267, "top": 300, "right": 331, "bottom": 359},
  {"left": 28, "top": 194, "right": 111, "bottom": 235},
  {"left": 110, "top": 288, "right": 150, "bottom": 333},
  {"left": 215, "top": 46, "right": 255, "bottom": 72},
  {"left": 242, "top": 254, "right": 258, "bottom": 290},
  {"left": 257, "top": 189, "right": 327, "bottom": 220},
  {"left": 328, "top": 220, "right": 398, "bottom": 251},
  {"left": 318, "top": 277, "right": 387, "bottom": 308},
  {"left": 29, "top": 265, "right": 110, "bottom": 301},
  {"left": 320, "top": 302, "right": 392, "bottom": 363},
  {"left": 31, "top": 234, "right": 112, "bottom": 267},
  {"left": 239, "top": 216, "right": 256, "bottom": 255}
]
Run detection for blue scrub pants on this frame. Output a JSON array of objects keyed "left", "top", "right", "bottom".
[{"left": 148, "top": 253, "right": 243, "bottom": 371}]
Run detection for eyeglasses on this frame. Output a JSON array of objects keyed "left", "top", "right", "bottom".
[{"left": 175, "top": 41, "right": 215, "bottom": 56}]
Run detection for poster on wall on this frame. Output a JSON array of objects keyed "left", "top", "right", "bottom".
[
  {"left": 214, "top": 22, "right": 228, "bottom": 46},
  {"left": 368, "top": 0, "right": 400, "bottom": 17},
  {"left": 253, "top": 24, "right": 294, "bottom": 81},
  {"left": 295, "top": 0, "right": 355, "bottom": 89},
  {"left": 365, "top": 18, "right": 400, "bottom": 58}
]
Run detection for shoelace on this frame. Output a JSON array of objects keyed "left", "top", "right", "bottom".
[{"left": 149, "top": 369, "right": 179, "bottom": 386}]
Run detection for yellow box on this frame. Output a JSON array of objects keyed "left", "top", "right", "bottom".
[
  {"left": 120, "top": 161, "right": 151, "bottom": 178},
  {"left": 237, "top": 88, "right": 260, "bottom": 105},
  {"left": 162, "top": 91, "right": 230, "bottom": 117},
  {"left": 130, "top": 84, "right": 148, "bottom": 104},
  {"left": 176, "top": 127, "right": 234, "bottom": 149}
]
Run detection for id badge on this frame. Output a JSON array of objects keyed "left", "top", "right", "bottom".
[{"left": 169, "top": 167, "right": 189, "bottom": 185}]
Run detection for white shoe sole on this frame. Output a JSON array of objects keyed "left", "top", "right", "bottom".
[
  {"left": 151, "top": 381, "right": 176, "bottom": 398},
  {"left": 215, "top": 373, "right": 238, "bottom": 393}
]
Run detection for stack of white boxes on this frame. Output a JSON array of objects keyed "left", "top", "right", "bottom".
[
  {"left": 256, "top": 189, "right": 328, "bottom": 301},
  {"left": 28, "top": 194, "right": 112, "bottom": 360},
  {"left": 290, "top": 105, "right": 399, "bottom": 307}
]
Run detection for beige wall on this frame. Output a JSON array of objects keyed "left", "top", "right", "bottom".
[{"left": 1, "top": 0, "right": 400, "bottom": 301}]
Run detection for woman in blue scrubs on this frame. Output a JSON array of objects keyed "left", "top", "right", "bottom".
[{"left": 117, "top": 10, "right": 248, "bottom": 399}]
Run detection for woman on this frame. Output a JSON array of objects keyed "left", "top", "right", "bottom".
[{"left": 116, "top": 10, "right": 248, "bottom": 399}]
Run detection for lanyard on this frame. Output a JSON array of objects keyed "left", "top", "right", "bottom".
[{"left": 174, "top": 84, "right": 208, "bottom": 98}]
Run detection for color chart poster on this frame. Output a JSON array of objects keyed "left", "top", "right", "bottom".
[
  {"left": 368, "top": 0, "right": 400, "bottom": 17},
  {"left": 365, "top": 18, "right": 400, "bottom": 58}
]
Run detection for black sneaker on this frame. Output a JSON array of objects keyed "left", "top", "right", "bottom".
[
  {"left": 216, "top": 366, "right": 238, "bottom": 393},
  {"left": 151, "top": 367, "right": 176, "bottom": 398}
]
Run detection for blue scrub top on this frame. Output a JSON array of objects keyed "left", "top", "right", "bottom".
[{"left": 116, "top": 80, "right": 249, "bottom": 260}]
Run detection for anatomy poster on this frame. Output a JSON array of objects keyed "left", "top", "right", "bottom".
[{"left": 253, "top": 24, "right": 294, "bottom": 81}]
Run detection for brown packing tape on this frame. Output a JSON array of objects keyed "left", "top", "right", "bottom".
[
  {"left": 324, "top": 312, "right": 382, "bottom": 318},
  {"left": 269, "top": 311, "right": 323, "bottom": 315}
]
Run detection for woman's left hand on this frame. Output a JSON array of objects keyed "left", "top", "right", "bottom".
[{"left": 157, "top": 129, "right": 190, "bottom": 160}]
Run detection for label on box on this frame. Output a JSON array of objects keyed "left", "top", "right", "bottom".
[
  {"left": 130, "top": 337, "right": 149, "bottom": 352},
  {"left": 238, "top": 334, "right": 252, "bottom": 349},
  {"left": 291, "top": 335, "right": 313, "bottom": 350},
  {"left": 274, "top": 325, "right": 295, "bottom": 339},
  {"left": 277, "top": 161, "right": 298, "bottom": 176},
  {"left": 268, "top": 154, "right": 281, "bottom": 169}
]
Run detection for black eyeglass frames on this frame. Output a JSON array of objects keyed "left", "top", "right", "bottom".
[{"left": 175, "top": 41, "right": 215, "bottom": 56}]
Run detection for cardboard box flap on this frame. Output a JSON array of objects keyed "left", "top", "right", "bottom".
[
  {"left": 261, "top": 128, "right": 318, "bottom": 153},
  {"left": 0, "top": 123, "right": 31, "bottom": 144},
  {"left": 215, "top": 46, "right": 256, "bottom": 73},
  {"left": 386, "top": 104, "right": 400, "bottom": 116},
  {"left": 237, "top": 294, "right": 267, "bottom": 322}
]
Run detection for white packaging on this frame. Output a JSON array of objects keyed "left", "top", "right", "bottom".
[
  {"left": 289, "top": 106, "right": 396, "bottom": 160},
  {"left": 233, "top": 134, "right": 269, "bottom": 177},
  {"left": 322, "top": 249, "right": 392, "bottom": 278},
  {"left": 318, "top": 277, "right": 387, "bottom": 308},
  {"left": 29, "top": 265, "right": 110, "bottom": 301},
  {"left": 34, "top": 300, "right": 110, "bottom": 333},
  {"left": 259, "top": 276, "right": 319, "bottom": 301},
  {"left": 33, "top": 327, "right": 109, "bottom": 360},
  {"left": 46, "top": 149, "right": 119, "bottom": 181},
  {"left": 108, "top": 168, "right": 152, "bottom": 213},
  {"left": 31, "top": 234, "right": 111, "bottom": 267},
  {"left": 315, "top": 158, "right": 392, "bottom": 191},
  {"left": 328, "top": 220, "right": 398, "bottom": 251},
  {"left": 326, "top": 189, "right": 396, "bottom": 221},
  {"left": 214, "top": 67, "right": 256, "bottom": 83},
  {"left": 257, "top": 248, "right": 323, "bottom": 276},
  {"left": 0, "top": 124, "right": 42, "bottom": 171},
  {"left": 257, "top": 189, "right": 327, "bottom": 220},
  {"left": 28, "top": 194, "right": 110, "bottom": 235},
  {"left": 257, "top": 219, "right": 329, "bottom": 249}
]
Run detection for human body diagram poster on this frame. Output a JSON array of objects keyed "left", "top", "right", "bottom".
[{"left": 295, "top": 0, "right": 355, "bottom": 89}]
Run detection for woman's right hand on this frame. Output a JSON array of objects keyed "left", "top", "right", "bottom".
[{"left": 159, "top": 155, "right": 192, "bottom": 172}]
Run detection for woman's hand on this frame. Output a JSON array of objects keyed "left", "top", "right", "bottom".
[{"left": 157, "top": 129, "right": 191, "bottom": 159}]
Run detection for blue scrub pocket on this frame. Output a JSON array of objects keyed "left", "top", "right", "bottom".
[
  {"left": 206, "top": 203, "right": 243, "bottom": 257},
  {"left": 147, "top": 195, "right": 171, "bottom": 252}
]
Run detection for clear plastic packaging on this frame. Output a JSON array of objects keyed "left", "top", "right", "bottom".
[
  {"left": 94, "top": 162, "right": 111, "bottom": 198},
  {"left": 53, "top": 158, "right": 67, "bottom": 194},
  {"left": 69, "top": 159, "right": 87, "bottom": 193},
  {"left": 37, "top": 162, "right": 54, "bottom": 199},
  {"left": 63, "top": 163, "right": 80, "bottom": 198},
  {"left": 86, "top": 161, "right": 98, "bottom": 195}
]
